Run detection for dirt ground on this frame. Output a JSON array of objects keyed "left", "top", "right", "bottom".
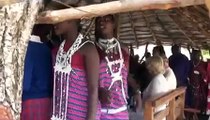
[{"left": 129, "top": 109, "right": 142, "bottom": 120}]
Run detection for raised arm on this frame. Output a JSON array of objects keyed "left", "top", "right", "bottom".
[
  {"left": 121, "top": 45, "right": 140, "bottom": 92},
  {"left": 82, "top": 43, "right": 100, "bottom": 120}
]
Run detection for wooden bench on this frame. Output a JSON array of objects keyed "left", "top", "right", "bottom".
[{"left": 144, "top": 87, "right": 186, "bottom": 120}]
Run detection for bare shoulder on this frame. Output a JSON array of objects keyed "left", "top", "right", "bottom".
[{"left": 80, "top": 41, "right": 98, "bottom": 56}]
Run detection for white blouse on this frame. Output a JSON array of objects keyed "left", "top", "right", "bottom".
[
  {"left": 164, "top": 67, "right": 177, "bottom": 91},
  {"left": 142, "top": 74, "right": 169, "bottom": 120}
]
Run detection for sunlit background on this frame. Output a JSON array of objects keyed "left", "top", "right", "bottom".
[{"left": 134, "top": 44, "right": 190, "bottom": 61}]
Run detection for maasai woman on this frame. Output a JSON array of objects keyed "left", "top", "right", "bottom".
[
  {"left": 189, "top": 50, "right": 208, "bottom": 114},
  {"left": 51, "top": 15, "right": 100, "bottom": 120},
  {"left": 21, "top": 24, "right": 53, "bottom": 120},
  {"left": 95, "top": 14, "right": 141, "bottom": 120}
]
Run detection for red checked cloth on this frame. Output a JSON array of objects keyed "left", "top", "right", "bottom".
[{"left": 21, "top": 98, "right": 52, "bottom": 120}]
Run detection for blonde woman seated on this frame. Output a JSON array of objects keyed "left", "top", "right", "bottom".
[
  {"left": 161, "top": 55, "right": 177, "bottom": 91},
  {"left": 141, "top": 56, "right": 170, "bottom": 119}
]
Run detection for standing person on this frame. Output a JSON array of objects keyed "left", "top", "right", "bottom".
[
  {"left": 206, "top": 59, "right": 210, "bottom": 115},
  {"left": 95, "top": 14, "right": 141, "bottom": 120},
  {"left": 134, "top": 52, "right": 152, "bottom": 93},
  {"left": 145, "top": 52, "right": 151, "bottom": 60},
  {"left": 21, "top": 24, "right": 53, "bottom": 120},
  {"left": 169, "top": 44, "right": 190, "bottom": 106},
  {"left": 51, "top": 15, "right": 100, "bottom": 120},
  {"left": 169, "top": 44, "right": 190, "bottom": 87},
  {"left": 189, "top": 50, "right": 208, "bottom": 116},
  {"left": 152, "top": 45, "right": 165, "bottom": 57}
]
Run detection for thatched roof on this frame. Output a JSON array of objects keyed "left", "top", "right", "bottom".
[
  {"left": 82, "top": 5, "right": 210, "bottom": 48},
  {"left": 116, "top": 5, "right": 210, "bottom": 48},
  {"left": 44, "top": 0, "right": 210, "bottom": 48}
]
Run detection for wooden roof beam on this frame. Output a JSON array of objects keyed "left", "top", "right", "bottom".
[
  {"left": 117, "top": 14, "right": 121, "bottom": 40},
  {"left": 0, "top": 0, "right": 23, "bottom": 7},
  {"left": 37, "top": 0, "right": 205, "bottom": 24},
  {"left": 142, "top": 11, "right": 159, "bottom": 45},
  {"left": 128, "top": 12, "right": 139, "bottom": 47}
]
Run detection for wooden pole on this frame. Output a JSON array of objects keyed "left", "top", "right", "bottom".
[
  {"left": 205, "top": 0, "right": 210, "bottom": 17},
  {"left": 167, "top": 98, "right": 176, "bottom": 120},
  {"left": 0, "top": 0, "right": 23, "bottom": 7},
  {"left": 37, "top": 0, "right": 205, "bottom": 24},
  {"left": 144, "top": 102, "right": 154, "bottom": 120},
  {"left": 0, "top": 0, "right": 43, "bottom": 119}
]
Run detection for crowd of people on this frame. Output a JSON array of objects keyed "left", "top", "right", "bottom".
[
  {"left": 129, "top": 44, "right": 210, "bottom": 119},
  {"left": 18, "top": 3, "right": 210, "bottom": 120},
  {"left": 21, "top": 14, "right": 142, "bottom": 120}
]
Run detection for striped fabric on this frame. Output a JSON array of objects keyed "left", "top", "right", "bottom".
[
  {"left": 54, "top": 67, "right": 101, "bottom": 120},
  {"left": 99, "top": 60, "right": 129, "bottom": 120},
  {"left": 21, "top": 98, "right": 52, "bottom": 120}
]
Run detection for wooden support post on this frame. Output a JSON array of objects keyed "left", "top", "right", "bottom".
[
  {"left": 178, "top": 92, "right": 186, "bottom": 120},
  {"left": 128, "top": 12, "right": 139, "bottom": 47},
  {"left": 144, "top": 102, "right": 154, "bottom": 120},
  {"left": 116, "top": 14, "right": 121, "bottom": 40},
  {"left": 167, "top": 98, "right": 176, "bottom": 120},
  {"left": 0, "top": 0, "right": 43, "bottom": 119}
]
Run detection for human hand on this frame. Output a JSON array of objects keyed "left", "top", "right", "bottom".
[
  {"left": 134, "top": 93, "right": 142, "bottom": 113},
  {"left": 99, "top": 87, "right": 111, "bottom": 104},
  {"left": 0, "top": 105, "right": 13, "bottom": 120}
]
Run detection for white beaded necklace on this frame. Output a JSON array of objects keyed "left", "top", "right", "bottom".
[
  {"left": 98, "top": 38, "right": 118, "bottom": 53},
  {"left": 98, "top": 38, "right": 127, "bottom": 103},
  {"left": 51, "top": 33, "right": 85, "bottom": 120}
]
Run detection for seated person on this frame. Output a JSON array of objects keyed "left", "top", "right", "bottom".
[{"left": 141, "top": 56, "right": 170, "bottom": 120}]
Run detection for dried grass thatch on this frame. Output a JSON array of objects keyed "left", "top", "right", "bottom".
[{"left": 44, "top": 0, "right": 210, "bottom": 48}]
